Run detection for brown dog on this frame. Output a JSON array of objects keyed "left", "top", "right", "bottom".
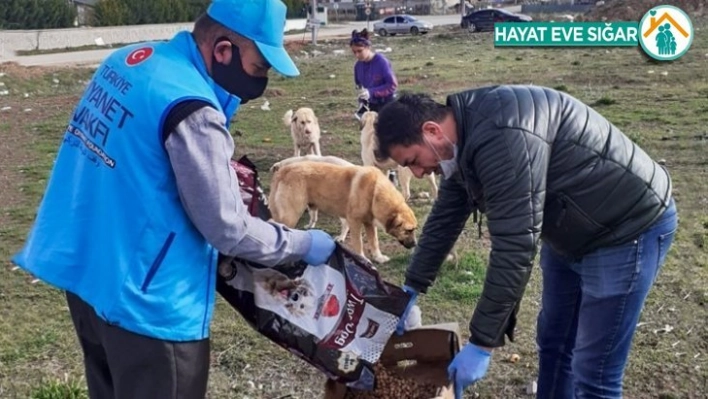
[
  {"left": 268, "top": 161, "right": 417, "bottom": 264},
  {"left": 270, "top": 155, "right": 353, "bottom": 240}
]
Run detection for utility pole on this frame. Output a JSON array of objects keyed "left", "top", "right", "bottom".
[{"left": 311, "top": 0, "right": 319, "bottom": 46}]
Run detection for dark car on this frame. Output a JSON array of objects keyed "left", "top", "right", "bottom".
[{"left": 461, "top": 8, "right": 532, "bottom": 32}]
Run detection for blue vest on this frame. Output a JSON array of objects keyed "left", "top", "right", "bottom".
[{"left": 12, "top": 32, "right": 240, "bottom": 341}]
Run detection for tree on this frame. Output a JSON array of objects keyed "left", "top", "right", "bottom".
[
  {"left": 93, "top": 0, "right": 130, "bottom": 26},
  {"left": 0, "top": 0, "right": 27, "bottom": 29},
  {"left": 0, "top": 0, "right": 76, "bottom": 29},
  {"left": 43, "top": 0, "right": 78, "bottom": 29},
  {"left": 164, "top": 0, "right": 190, "bottom": 24},
  {"left": 282, "top": 0, "right": 307, "bottom": 19},
  {"left": 184, "top": 0, "right": 211, "bottom": 20}
]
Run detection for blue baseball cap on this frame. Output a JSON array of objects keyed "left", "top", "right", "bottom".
[{"left": 207, "top": 0, "right": 299, "bottom": 77}]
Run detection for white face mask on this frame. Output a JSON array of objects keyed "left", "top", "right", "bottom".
[{"left": 425, "top": 135, "right": 458, "bottom": 179}]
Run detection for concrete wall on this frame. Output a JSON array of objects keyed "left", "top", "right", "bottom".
[{"left": 0, "top": 19, "right": 308, "bottom": 59}]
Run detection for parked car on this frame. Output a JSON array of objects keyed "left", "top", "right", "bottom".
[
  {"left": 373, "top": 15, "right": 433, "bottom": 37},
  {"left": 461, "top": 8, "right": 532, "bottom": 32}
]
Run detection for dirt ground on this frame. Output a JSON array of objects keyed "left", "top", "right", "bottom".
[{"left": 0, "top": 62, "right": 81, "bottom": 229}]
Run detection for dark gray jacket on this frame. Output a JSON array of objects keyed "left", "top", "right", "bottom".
[{"left": 405, "top": 85, "right": 672, "bottom": 348}]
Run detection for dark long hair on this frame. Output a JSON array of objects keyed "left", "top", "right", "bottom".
[{"left": 350, "top": 29, "right": 371, "bottom": 47}]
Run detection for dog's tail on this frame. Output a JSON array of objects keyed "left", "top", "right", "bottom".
[{"left": 283, "top": 109, "right": 294, "bottom": 127}]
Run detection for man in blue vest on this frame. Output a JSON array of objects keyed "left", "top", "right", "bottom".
[{"left": 11, "top": 1, "right": 336, "bottom": 398}]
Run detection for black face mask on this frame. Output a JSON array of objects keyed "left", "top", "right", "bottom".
[{"left": 211, "top": 38, "right": 268, "bottom": 104}]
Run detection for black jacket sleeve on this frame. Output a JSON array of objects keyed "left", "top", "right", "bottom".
[
  {"left": 467, "top": 127, "right": 548, "bottom": 348},
  {"left": 404, "top": 176, "right": 474, "bottom": 293}
]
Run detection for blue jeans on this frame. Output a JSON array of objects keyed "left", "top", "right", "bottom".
[{"left": 536, "top": 200, "right": 677, "bottom": 398}]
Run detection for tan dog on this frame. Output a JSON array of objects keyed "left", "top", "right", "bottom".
[
  {"left": 359, "top": 111, "right": 438, "bottom": 201},
  {"left": 268, "top": 161, "right": 418, "bottom": 264},
  {"left": 284, "top": 108, "right": 322, "bottom": 157},
  {"left": 270, "top": 154, "right": 353, "bottom": 174},
  {"left": 270, "top": 155, "right": 353, "bottom": 240}
]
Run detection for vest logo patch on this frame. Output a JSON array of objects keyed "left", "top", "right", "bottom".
[{"left": 126, "top": 47, "right": 154, "bottom": 66}]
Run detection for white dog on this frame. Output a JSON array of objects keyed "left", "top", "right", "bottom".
[
  {"left": 283, "top": 108, "right": 322, "bottom": 157},
  {"left": 359, "top": 111, "right": 439, "bottom": 201},
  {"left": 253, "top": 268, "right": 317, "bottom": 318}
]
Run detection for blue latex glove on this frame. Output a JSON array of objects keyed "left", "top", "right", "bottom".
[
  {"left": 395, "top": 285, "right": 419, "bottom": 335},
  {"left": 303, "top": 230, "right": 335, "bottom": 266},
  {"left": 448, "top": 343, "right": 491, "bottom": 399}
]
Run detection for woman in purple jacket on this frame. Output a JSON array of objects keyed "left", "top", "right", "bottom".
[{"left": 350, "top": 29, "right": 398, "bottom": 115}]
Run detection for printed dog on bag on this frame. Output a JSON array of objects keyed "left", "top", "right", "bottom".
[
  {"left": 217, "top": 247, "right": 413, "bottom": 390},
  {"left": 255, "top": 268, "right": 317, "bottom": 318},
  {"left": 223, "top": 259, "right": 352, "bottom": 338}
]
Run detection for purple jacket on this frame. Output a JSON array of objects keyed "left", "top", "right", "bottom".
[{"left": 354, "top": 53, "right": 398, "bottom": 105}]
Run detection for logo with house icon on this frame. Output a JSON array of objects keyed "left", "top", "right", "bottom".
[{"left": 638, "top": 5, "right": 694, "bottom": 61}]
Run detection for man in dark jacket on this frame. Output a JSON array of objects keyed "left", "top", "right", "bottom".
[{"left": 375, "top": 86, "right": 677, "bottom": 399}]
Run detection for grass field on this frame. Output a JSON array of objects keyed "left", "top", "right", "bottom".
[{"left": 1, "top": 22, "right": 707, "bottom": 399}]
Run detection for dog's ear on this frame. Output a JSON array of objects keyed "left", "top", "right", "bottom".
[{"left": 385, "top": 213, "right": 401, "bottom": 232}]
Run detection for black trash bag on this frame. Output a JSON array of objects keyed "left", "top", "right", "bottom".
[{"left": 216, "top": 156, "right": 411, "bottom": 390}]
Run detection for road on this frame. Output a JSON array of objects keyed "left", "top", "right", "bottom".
[{"left": 2, "top": 9, "right": 521, "bottom": 68}]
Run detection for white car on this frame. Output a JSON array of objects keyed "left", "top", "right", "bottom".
[{"left": 373, "top": 15, "right": 433, "bottom": 36}]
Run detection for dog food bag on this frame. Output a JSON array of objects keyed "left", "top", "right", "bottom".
[
  {"left": 217, "top": 247, "right": 411, "bottom": 390},
  {"left": 218, "top": 155, "right": 411, "bottom": 390}
]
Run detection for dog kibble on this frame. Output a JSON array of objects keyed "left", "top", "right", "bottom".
[{"left": 344, "top": 363, "right": 441, "bottom": 399}]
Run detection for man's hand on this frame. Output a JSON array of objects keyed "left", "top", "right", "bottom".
[
  {"left": 357, "top": 88, "right": 370, "bottom": 102},
  {"left": 395, "top": 285, "right": 419, "bottom": 335},
  {"left": 448, "top": 343, "right": 492, "bottom": 399},
  {"left": 302, "top": 230, "right": 335, "bottom": 266}
]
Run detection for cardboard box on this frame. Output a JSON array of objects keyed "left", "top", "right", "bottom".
[{"left": 323, "top": 323, "right": 462, "bottom": 399}]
